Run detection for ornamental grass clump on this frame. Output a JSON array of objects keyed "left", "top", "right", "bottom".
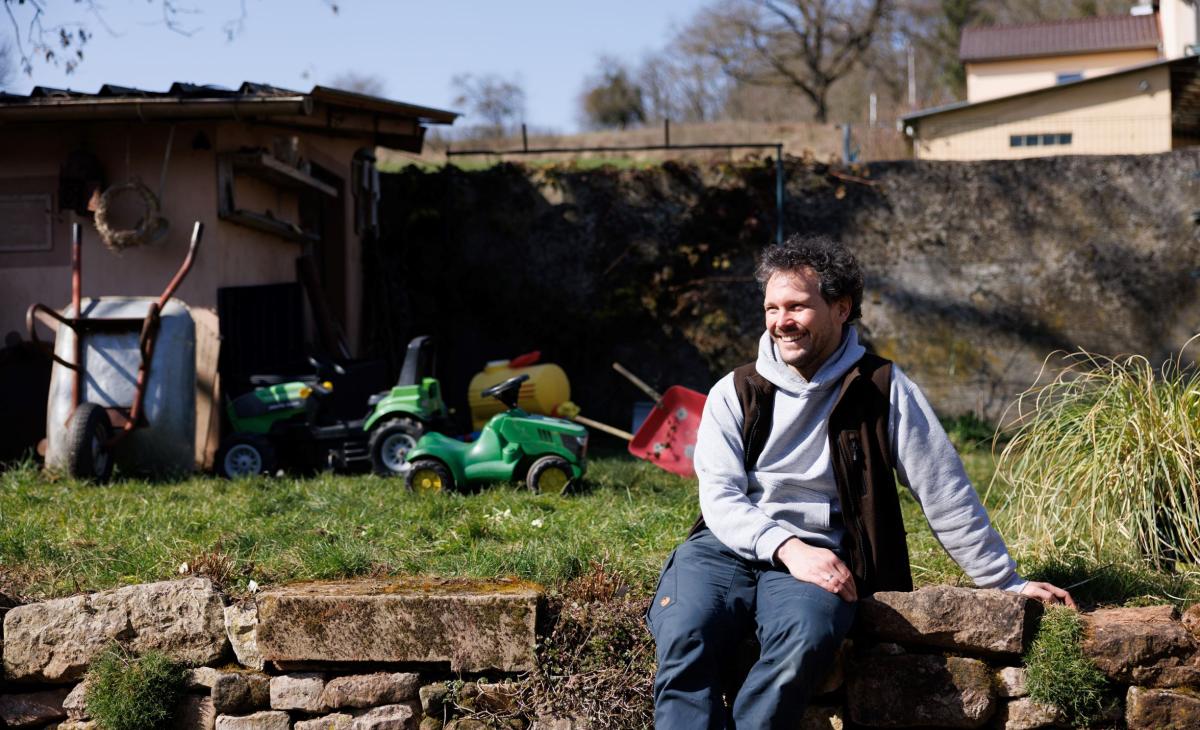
[
  {"left": 994, "top": 342, "right": 1200, "bottom": 568},
  {"left": 84, "top": 644, "right": 185, "bottom": 730}
]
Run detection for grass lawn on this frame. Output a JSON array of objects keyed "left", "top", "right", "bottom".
[{"left": 1, "top": 445, "right": 1196, "bottom": 608}]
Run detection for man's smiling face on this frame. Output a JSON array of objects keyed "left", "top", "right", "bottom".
[{"left": 763, "top": 267, "right": 851, "bottom": 380}]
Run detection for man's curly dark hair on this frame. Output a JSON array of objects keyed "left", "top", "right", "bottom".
[{"left": 755, "top": 234, "right": 864, "bottom": 322}]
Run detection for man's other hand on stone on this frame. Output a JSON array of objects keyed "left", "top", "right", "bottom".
[
  {"left": 775, "top": 536, "right": 858, "bottom": 602},
  {"left": 1020, "top": 580, "right": 1077, "bottom": 609}
]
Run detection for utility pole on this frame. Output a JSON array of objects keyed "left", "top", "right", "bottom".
[{"left": 907, "top": 44, "right": 917, "bottom": 109}]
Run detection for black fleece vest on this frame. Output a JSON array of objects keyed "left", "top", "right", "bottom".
[{"left": 689, "top": 353, "right": 914, "bottom": 596}]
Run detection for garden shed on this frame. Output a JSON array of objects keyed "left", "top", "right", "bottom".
[{"left": 0, "top": 81, "right": 457, "bottom": 465}]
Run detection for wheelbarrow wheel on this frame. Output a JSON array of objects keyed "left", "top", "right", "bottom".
[
  {"left": 217, "top": 435, "right": 276, "bottom": 479},
  {"left": 369, "top": 418, "right": 423, "bottom": 477},
  {"left": 66, "top": 402, "right": 114, "bottom": 482},
  {"left": 526, "top": 455, "right": 573, "bottom": 496},
  {"left": 406, "top": 458, "right": 454, "bottom": 494}
]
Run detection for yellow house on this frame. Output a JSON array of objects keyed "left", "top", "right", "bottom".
[
  {"left": 902, "top": 3, "right": 1200, "bottom": 160},
  {"left": 961, "top": 12, "right": 1164, "bottom": 103}
]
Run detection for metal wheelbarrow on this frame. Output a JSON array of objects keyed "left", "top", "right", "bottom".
[
  {"left": 573, "top": 363, "right": 707, "bottom": 478},
  {"left": 26, "top": 222, "right": 203, "bottom": 481}
]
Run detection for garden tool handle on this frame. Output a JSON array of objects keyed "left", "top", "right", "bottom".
[
  {"left": 572, "top": 415, "right": 634, "bottom": 442},
  {"left": 612, "top": 362, "right": 663, "bottom": 402}
]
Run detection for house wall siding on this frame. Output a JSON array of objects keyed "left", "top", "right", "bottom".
[
  {"left": 913, "top": 65, "right": 1171, "bottom": 160},
  {"left": 965, "top": 49, "right": 1160, "bottom": 103}
]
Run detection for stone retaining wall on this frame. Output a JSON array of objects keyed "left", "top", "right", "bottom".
[{"left": 1, "top": 579, "right": 1198, "bottom": 728}]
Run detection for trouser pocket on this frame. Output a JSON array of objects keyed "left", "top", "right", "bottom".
[{"left": 646, "top": 548, "right": 679, "bottom": 633}]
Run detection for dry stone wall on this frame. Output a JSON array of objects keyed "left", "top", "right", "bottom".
[{"left": 0, "top": 579, "right": 1198, "bottom": 728}]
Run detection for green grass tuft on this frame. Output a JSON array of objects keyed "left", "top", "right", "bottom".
[
  {"left": 84, "top": 644, "right": 186, "bottom": 730},
  {"left": 1024, "top": 606, "right": 1113, "bottom": 726}
]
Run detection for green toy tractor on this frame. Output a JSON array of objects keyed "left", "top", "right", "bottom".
[
  {"left": 405, "top": 374, "right": 588, "bottom": 495},
  {"left": 217, "top": 336, "right": 452, "bottom": 478}
]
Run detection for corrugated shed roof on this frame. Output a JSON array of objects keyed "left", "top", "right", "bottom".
[
  {"left": 0, "top": 81, "right": 458, "bottom": 124},
  {"left": 960, "top": 13, "right": 1161, "bottom": 62}
]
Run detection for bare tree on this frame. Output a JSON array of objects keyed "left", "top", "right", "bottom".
[
  {"left": 0, "top": 36, "right": 14, "bottom": 90},
  {"left": 2, "top": 0, "right": 339, "bottom": 75},
  {"left": 637, "top": 47, "right": 729, "bottom": 123},
  {"left": 684, "top": 0, "right": 889, "bottom": 123},
  {"left": 330, "top": 71, "right": 387, "bottom": 97},
  {"left": 451, "top": 73, "right": 526, "bottom": 138}
]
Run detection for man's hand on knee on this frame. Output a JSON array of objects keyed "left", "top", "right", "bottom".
[{"left": 774, "top": 537, "right": 858, "bottom": 602}]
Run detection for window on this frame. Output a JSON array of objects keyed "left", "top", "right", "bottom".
[
  {"left": 1009, "top": 132, "right": 1073, "bottom": 148},
  {"left": 1056, "top": 72, "right": 1084, "bottom": 84}
]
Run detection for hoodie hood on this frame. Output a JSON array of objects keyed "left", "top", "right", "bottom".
[{"left": 755, "top": 326, "right": 866, "bottom": 395}]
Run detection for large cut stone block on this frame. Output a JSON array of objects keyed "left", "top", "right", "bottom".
[
  {"left": 3, "top": 578, "right": 228, "bottom": 683},
  {"left": 995, "top": 698, "right": 1066, "bottom": 730},
  {"left": 859, "top": 586, "right": 1039, "bottom": 655},
  {"left": 1126, "top": 686, "right": 1200, "bottom": 729},
  {"left": 351, "top": 703, "right": 419, "bottom": 729},
  {"left": 225, "top": 602, "right": 265, "bottom": 671},
  {"left": 846, "top": 654, "right": 996, "bottom": 728},
  {"left": 321, "top": 671, "right": 420, "bottom": 708},
  {"left": 215, "top": 711, "right": 291, "bottom": 730},
  {"left": 255, "top": 578, "right": 540, "bottom": 672},
  {"left": 0, "top": 688, "right": 70, "bottom": 728},
  {"left": 1082, "top": 605, "right": 1199, "bottom": 685}
]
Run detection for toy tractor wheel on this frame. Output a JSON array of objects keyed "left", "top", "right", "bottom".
[
  {"left": 526, "top": 455, "right": 573, "bottom": 496},
  {"left": 217, "top": 435, "right": 276, "bottom": 479},
  {"left": 406, "top": 458, "right": 454, "bottom": 494},
  {"left": 66, "top": 402, "right": 114, "bottom": 482},
  {"left": 369, "top": 418, "right": 423, "bottom": 477}
]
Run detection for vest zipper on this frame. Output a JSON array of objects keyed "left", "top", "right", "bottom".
[
  {"left": 839, "top": 430, "right": 872, "bottom": 587},
  {"left": 744, "top": 377, "right": 764, "bottom": 471}
]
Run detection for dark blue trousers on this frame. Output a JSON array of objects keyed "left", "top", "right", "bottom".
[{"left": 647, "top": 529, "right": 856, "bottom": 729}]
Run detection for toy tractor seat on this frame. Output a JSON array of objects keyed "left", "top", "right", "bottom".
[{"left": 482, "top": 374, "right": 528, "bottom": 411}]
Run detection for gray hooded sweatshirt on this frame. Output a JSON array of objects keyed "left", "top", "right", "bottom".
[{"left": 694, "top": 327, "right": 1025, "bottom": 592}]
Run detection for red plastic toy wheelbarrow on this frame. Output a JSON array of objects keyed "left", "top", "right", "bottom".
[
  {"left": 574, "top": 363, "right": 707, "bottom": 478},
  {"left": 26, "top": 221, "right": 203, "bottom": 482}
]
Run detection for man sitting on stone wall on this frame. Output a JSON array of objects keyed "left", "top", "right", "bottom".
[{"left": 647, "top": 234, "right": 1075, "bottom": 728}]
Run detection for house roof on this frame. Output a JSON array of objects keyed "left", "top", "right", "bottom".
[
  {"left": 0, "top": 81, "right": 458, "bottom": 125},
  {"left": 959, "top": 13, "right": 1161, "bottom": 62},
  {"left": 901, "top": 55, "right": 1197, "bottom": 125}
]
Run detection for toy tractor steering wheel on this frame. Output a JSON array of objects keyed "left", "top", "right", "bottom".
[{"left": 482, "top": 374, "right": 529, "bottom": 411}]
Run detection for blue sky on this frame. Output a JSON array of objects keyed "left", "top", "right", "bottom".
[{"left": 4, "top": 0, "right": 712, "bottom": 132}]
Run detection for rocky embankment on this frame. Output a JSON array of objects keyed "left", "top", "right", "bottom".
[{"left": 368, "top": 152, "right": 1200, "bottom": 429}]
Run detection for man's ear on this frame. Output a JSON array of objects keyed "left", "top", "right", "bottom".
[{"left": 833, "top": 296, "right": 851, "bottom": 324}]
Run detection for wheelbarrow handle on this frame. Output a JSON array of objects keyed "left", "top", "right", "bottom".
[
  {"left": 612, "top": 362, "right": 663, "bottom": 402},
  {"left": 157, "top": 221, "right": 203, "bottom": 308},
  {"left": 25, "top": 302, "right": 80, "bottom": 371},
  {"left": 572, "top": 414, "right": 633, "bottom": 442}
]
